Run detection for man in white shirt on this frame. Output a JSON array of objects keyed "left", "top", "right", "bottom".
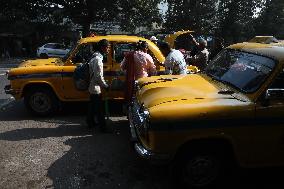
[
  {"left": 86, "top": 39, "right": 110, "bottom": 132},
  {"left": 159, "top": 42, "right": 187, "bottom": 75}
]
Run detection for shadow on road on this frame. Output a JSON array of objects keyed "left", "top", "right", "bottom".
[
  {"left": 1, "top": 100, "right": 284, "bottom": 188},
  {"left": 0, "top": 100, "right": 125, "bottom": 121},
  {"left": 46, "top": 119, "right": 171, "bottom": 189}
]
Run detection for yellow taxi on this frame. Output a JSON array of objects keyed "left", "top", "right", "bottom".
[
  {"left": 5, "top": 35, "right": 165, "bottom": 115},
  {"left": 129, "top": 41, "right": 284, "bottom": 188},
  {"left": 164, "top": 30, "right": 194, "bottom": 49}
]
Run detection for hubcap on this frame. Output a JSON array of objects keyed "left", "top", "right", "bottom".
[
  {"left": 184, "top": 155, "right": 219, "bottom": 187},
  {"left": 30, "top": 92, "right": 51, "bottom": 113}
]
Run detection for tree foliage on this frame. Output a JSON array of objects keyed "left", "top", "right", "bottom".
[
  {"left": 165, "top": 0, "right": 266, "bottom": 42},
  {"left": 254, "top": 0, "right": 284, "bottom": 38},
  {"left": 165, "top": 0, "right": 219, "bottom": 34},
  {"left": 118, "top": 0, "right": 163, "bottom": 32}
]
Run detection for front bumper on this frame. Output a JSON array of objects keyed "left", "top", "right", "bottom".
[
  {"left": 129, "top": 105, "right": 172, "bottom": 163},
  {"left": 4, "top": 85, "right": 16, "bottom": 95}
]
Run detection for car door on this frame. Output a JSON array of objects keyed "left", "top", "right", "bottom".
[
  {"left": 108, "top": 42, "right": 136, "bottom": 99},
  {"left": 53, "top": 43, "right": 66, "bottom": 57},
  {"left": 43, "top": 44, "right": 55, "bottom": 57},
  {"left": 61, "top": 42, "right": 112, "bottom": 100},
  {"left": 253, "top": 69, "right": 284, "bottom": 166}
]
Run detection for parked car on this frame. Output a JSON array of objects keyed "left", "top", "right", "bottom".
[
  {"left": 36, "top": 43, "right": 70, "bottom": 58},
  {"left": 4, "top": 35, "right": 167, "bottom": 115},
  {"left": 129, "top": 41, "right": 284, "bottom": 188}
]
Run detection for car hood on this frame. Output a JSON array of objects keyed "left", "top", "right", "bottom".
[
  {"left": 137, "top": 74, "right": 248, "bottom": 108},
  {"left": 136, "top": 74, "right": 253, "bottom": 121},
  {"left": 18, "top": 58, "right": 62, "bottom": 67}
]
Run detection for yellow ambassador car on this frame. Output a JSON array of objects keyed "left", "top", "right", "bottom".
[
  {"left": 129, "top": 41, "right": 284, "bottom": 188},
  {"left": 4, "top": 35, "right": 165, "bottom": 115}
]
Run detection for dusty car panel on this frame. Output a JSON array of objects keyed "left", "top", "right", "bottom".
[{"left": 129, "top": 41, "right": 284, "bottom": 188}]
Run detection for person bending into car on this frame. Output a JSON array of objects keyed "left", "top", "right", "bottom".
[
  {"left": 120, "top": 40, "right": 156, "bottom": 103},
  {"left": 158, "top": 42, "right": 187, "bottom": 75},
  {"left": 86, "top": 39, "right": 110, "bottom": 132},
  {"left": 187, "top": 34, "right": 209, "bottom": 71}
]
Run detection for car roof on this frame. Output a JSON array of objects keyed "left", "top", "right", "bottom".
[
  {"left": 227, "top": 42, "right": 284, "bottom": 62},
  {"left": 78, "top": 35, "right": 165, "bottom": 62},
  {"left": 79, "top": 35, "right": 152, "bottom": 43}
]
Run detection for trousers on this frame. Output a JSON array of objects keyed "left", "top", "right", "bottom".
[{"left": 86, "top": 93, "right": 106, "bottom": 129}]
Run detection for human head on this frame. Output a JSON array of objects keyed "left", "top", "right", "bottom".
[
  {"left": 97, "top": 39, "right": 110, "bottom": 54},
  {"left": 158, "top": 42, "right": 171, "bottom": 57},
  {"left": 150, "top": 36, "right": 158, "bottom": 44},
  {"left": 136, "top": 40, "right": 149, "bottom": 53}
]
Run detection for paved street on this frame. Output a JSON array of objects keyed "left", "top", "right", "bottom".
[{"left": 0, "top": 59, "right": 284, "bottom": 189}]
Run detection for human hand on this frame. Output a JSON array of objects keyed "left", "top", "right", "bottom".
[{"left": 105, "top": 84, "right": 110, "bottom": 92}]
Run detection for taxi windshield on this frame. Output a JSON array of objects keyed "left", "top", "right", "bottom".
[
  {"left": 205, "top": 49, "right": 276, "bottom": 93},
  {"left": 62, "top": 43, "right": 77, "bottom": 62}
]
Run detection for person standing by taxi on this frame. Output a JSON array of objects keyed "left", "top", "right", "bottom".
[
  {"left": 120, "top": 41, "right": 156, "bottom": 103},
  {"left": 158, "top": 42, "right": 187, "bottom": 75},
  {"left": 86, "top": 39, "right": 110, "bottom": 132}
]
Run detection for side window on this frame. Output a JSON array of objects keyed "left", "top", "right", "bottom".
[
  {"left": 72, "top": 43, "right": 94, "bottom": 64},
  {"left": 114, "top": 43, "right": 135, "bottom": 63},
  {"left": 54, "top": 44, "right": 65, "bottom": 49},
  {"left": 44, "top": 44, "right": 54, "bottom": 49},
  {"left": 266, "top": 69, "right": 284, "bottom": 100},
  {"left": 269, "top": 69, "right": 284, "bottom": 89}
]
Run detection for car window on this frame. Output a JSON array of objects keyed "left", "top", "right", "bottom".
[
  {"left": 54, "top": 44, "right": 64, "bottom": 49},
  {"left": 114, "top": 43, "right": 136, "bottom": 63},
  {"left": 205, "top": 49, "right": 276, "bottom": 93},
  {"left": 44, "top": 44, "right": 55, "bottom": 49},
  {"left": 72, "top": 43, "right": 94, "bottom": 64},
  {"left": 269, "top": 69, "right": 284, "bottom": 89}
]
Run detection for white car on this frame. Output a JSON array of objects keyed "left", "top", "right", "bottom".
[{"left": 37, "top": 43, "right": 70, "bottom": 58}]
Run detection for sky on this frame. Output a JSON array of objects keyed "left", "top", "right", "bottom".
[{"left": 158, "top": 2, "right": 168, "bottom": 15}]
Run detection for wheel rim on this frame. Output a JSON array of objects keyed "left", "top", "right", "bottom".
[
  {"left": 183, "top": 155, "right": 219, "bottom": 187},
  {"left": 30, "top": 92, "right": 52, "bottom": 113}
]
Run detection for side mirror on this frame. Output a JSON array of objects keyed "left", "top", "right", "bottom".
[{"left": 265, "top": 88, "right": 284, "bottom": 100}]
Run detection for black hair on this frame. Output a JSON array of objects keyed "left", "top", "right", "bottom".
[
  {"left": 136, "top": 40, "right": 148, "bottom": 50},
  {"left": 94, "top": 39, "right": 110, "bottom": 52},
  {"left": 158, "top": 41, "right": 171, "bottom": 51}
]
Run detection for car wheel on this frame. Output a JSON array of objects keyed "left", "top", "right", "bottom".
[
  {"left": 40, "top": 53, "right": 48, "bottom": 59},
  {"left": 24, "top": 88, "right": 59, "bottom": 116},
  {"left": 173, "top": 148, "right": 229, "bottom": 189}
]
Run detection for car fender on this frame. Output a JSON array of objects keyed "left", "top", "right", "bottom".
[{"left": 21, "top": 81, "right": 64, "bottom": 101}]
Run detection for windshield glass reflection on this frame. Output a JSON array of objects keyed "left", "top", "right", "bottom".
[{"left": 205, "top": 49, "right": 276, "bottom": 93}]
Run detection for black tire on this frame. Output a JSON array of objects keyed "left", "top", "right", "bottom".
[
  {"left": 24, "top": 87, "right": 59, "bottom": 116},
  {"left": 40, "top": 53, "right": 48, "bottom": 59},
  {"left": 172, "top": 147, "right": 230, "bottom": 189}
]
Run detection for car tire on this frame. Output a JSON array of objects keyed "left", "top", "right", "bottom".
[
  {"left": 24, "top": 87, "right": 59, "bottom": 116},
  {"left": 40, "top": 53, "right": 48, "bottom": 59},
  {"left": 172, "top": 147, "right": 231, "bottom": 189}
]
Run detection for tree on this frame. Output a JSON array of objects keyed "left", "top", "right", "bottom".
[
  {"left": 117, "top": 0, "right": 163, "bottom": 32},
  {"left": 254, "top": 0, "right": 284, "bottom": 38},
  {"left": 216, "top": 0, "right": 264, "bottom": 43},
  {"left": 165, "top": 0, "right": 219, "bottom": 34}
]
